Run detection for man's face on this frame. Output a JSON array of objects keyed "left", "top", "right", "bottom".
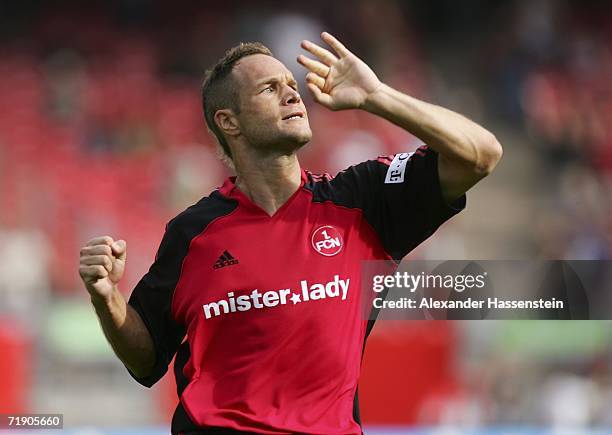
[{"left": 231, "top": 54, "right": 312, "bottom": 152}]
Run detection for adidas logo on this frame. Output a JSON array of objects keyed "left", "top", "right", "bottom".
[{"left": 213, "top": 250, "right": 239, "bottom": 270}]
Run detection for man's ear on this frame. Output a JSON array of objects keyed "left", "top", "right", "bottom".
[{"left": 214, "top": 109, "right": 240, "bottom": 138}]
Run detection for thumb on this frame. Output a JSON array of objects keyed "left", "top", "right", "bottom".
[{"left": 111, "top": 240, "right": 127, "bottom": 261}]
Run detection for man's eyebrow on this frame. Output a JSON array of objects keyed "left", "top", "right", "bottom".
[
  {"left": 255, "top": 75, "right": 298, "bottom": 88},
  {"left": 255, "top": 77, "right": 278, "bottom": 87}
]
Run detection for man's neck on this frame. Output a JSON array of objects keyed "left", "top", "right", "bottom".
[{"left": 233, "top": 150, "right": 302, "bottom": 216}]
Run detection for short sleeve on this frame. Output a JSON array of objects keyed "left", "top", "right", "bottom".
[
  {"left": 127, "top": 221, "right": 187, "bottom": 387},
  {"left": 331, "top": 146, "right": 466, "bottom": 260}
]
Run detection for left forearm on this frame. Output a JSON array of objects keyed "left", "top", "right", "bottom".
[{"left": 363, "top": 83, "right": 502, "bottom": 175}]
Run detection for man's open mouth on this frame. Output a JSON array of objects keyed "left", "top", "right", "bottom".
[{"left": 282, "top": 112, "right": 304, "bottom": 120}]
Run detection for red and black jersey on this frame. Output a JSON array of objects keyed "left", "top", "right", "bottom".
[{"left": 127, "top": 147, "right": 465, "bottom": 434}]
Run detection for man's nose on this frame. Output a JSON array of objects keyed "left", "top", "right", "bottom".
[{"left": 282, "top": 86, "right": 301, "bottom": 105}]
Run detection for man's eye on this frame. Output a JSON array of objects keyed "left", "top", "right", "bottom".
[{"left": 263, "top": 86, "right": 275, "bottom": 93}]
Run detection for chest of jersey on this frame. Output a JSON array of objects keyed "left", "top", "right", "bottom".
[{"left": 171, "top": 188, "right": 385, "bottom": 328}]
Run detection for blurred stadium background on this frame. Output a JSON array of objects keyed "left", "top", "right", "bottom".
[{"left": 0, "top": 0, "right": 611, "bottom": 433}]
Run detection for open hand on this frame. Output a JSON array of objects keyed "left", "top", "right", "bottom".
[{"left": 298, "top": 32, "right": 381, "bottom": 111}]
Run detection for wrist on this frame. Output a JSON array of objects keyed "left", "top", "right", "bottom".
[
  {"left": 361, "top": 82, "right": 389, "bottom": 113},
  {"left": 90, "top": 286, "right": 118, "bottom": 311}
]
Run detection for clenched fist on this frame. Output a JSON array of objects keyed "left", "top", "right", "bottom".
[{"left": 79, "top": 236, "right": 127, "bottom": 301}]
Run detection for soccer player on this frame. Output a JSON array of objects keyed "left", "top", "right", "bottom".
[{"left": 79, "top": 32, "right": 502, "bottom": 434}]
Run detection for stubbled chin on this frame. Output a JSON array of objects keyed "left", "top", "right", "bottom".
[
  {"left": 295, "top": 125, "right": 312, "bottom": 142},
  {"left": 285, "top": 127, "right": 312, "bottom": 147}
]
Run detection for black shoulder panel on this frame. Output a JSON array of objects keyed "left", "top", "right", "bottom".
[
  {"left": 127, "top": 190, "right": 237, "bottom": 387},
  {"left": 304, "top": 149, "right": 465, "bottom": 261}
]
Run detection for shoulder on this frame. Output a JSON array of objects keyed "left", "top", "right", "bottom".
[
  {"left": 165, "top": 190, "right": 238, "bottom": 242},
  {"left": 302, "top": 159, "right": 385, "bottom": 208},
  {"left": 304, "top": 156, "right": 393, "bottom": 192},
  {"left": 302, "top": 149, "right": 433, "bottom": 206},
  {"left": 304, "top": 159, "right": 380, "bottom": 188}
]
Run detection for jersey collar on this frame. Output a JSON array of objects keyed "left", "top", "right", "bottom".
[{"left": 218, "top": 169, "right": 309, "bottom": 217}]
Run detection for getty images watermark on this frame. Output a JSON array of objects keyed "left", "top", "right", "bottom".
[
  {"left": 361, "top": 261, "right": 611, "bottom": 320},
  {"left": 371, "top": 271, "right": 563, "bottom": 311}
]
